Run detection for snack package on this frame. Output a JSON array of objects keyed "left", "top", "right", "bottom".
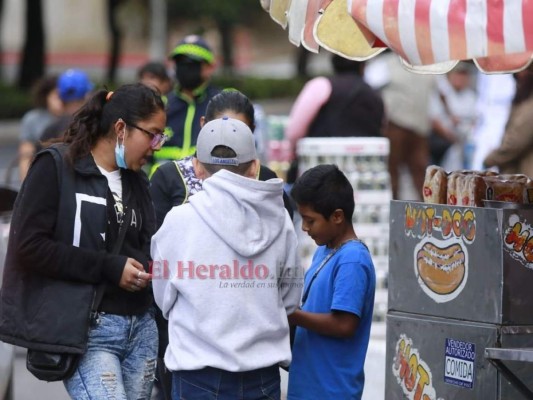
[
  {"left": 525, "top": 178, "right": 533, "bottom": 204},
  {"left": 423, "top": 165, "right": 447, "bottom": 204},
  {"left": 447, "top": 172, "right": 462, "bottom": 205},
  {"left": 460, "top": 174, "right": 486, "bottom": 207},
  {"left": 484, "top": 175, "right": 525, "bottom": 204}
]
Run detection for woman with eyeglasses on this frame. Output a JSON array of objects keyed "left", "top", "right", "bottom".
[{"left": 0, "top": 83, "right": 166, "bottom": 398}]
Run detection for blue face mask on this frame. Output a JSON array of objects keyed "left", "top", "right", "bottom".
[{"left": 115, "top": 136, "right": 128, "bottom": 169}]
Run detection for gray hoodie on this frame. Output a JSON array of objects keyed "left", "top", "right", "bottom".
[{"left": 151, "top": 169, "right": 302, "bottom": 372}]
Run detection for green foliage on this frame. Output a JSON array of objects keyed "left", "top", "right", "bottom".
[
  {"left": 0, "top": 76, "right": 304, "bottom": 119},
  {"left": 212, "top": 75, "right": 307, "bottom": 100},
  {"left": 0, "top": 84, "right": 32, "bottom": 119},
  {"left": 168, "top": 0, "right": 262, "bottom": 24}
]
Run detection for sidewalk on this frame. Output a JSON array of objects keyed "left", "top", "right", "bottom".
[{"left": 0, "top": 120, "right": 20, "bottom": 145}]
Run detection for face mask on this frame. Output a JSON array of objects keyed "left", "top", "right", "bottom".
[
  {"left": 115, "top": 135, "right": 128, "bottom": 169},
  {"left": 176, "top": 61, "right": 203, "bottom": 90}
]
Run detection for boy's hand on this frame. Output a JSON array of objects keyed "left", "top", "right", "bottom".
[{"left": 289, "top": 309, "right": 360, "bottom": 338}]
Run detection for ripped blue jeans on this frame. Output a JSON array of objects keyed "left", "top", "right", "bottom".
[{"left": 64, "top": 309, "right": 158, "bottom": 400}]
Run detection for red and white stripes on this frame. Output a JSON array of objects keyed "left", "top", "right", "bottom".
[
  {"left": 261, "top": 0, "right": 533, "bottom": 73},
  {"left": 348, "top": 0, "right": 533, "bottom": 67}
]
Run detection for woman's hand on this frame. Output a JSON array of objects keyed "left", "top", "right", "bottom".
[{"left": 119, "top": 258, "right": 152, "bottom": 292}]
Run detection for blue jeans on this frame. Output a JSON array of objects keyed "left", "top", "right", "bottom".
[
  {"left": 64, "top": 309, "right": 158, "bottom": 400},
  {"left": 171, "top": 365, "right": 280, "bottom": 400}
]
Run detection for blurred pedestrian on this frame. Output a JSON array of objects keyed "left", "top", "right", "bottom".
[
  {"left": 288, "top": 164, "right": 375, "bottom": 400},
  {"left": 484, "top": 65, "right": 533, "bottom": 177},
  {"left": 153, "top": 35, "right": 220, "bottom": 167},
  {"left": 0, "top": 83, "right": 166, "bottom": 398},
  {"left": 428, "top": 62, "right": 478, "bottom": 170},
  {"left": 138, "top": 61, "right": 172, "bottom": 101},
  {"left": 286, "top": 54, "right": 385, "bottom": 160},
  {"left": 40, "top": 68, "right": 94, "bottom": 142},
  {"left": 379, "top": 51, "right": 436, "bottom": 200},
  {"left": 470, "top": 73, "right": 515, "bottom": 170},
  {"left": 18, "top": 75, "right": 63, "bottom": 181},
  {"left": 150, "top": 89, "right": 293, "bottom": 228},
  {"left": 151, "top": 117, "right": 301, "bottom": 400}
]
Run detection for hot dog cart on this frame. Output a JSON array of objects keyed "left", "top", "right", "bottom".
[{"left": 385, "top": 200, "right": 533, "bottom": 399}]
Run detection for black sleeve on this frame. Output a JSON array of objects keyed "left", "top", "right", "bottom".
[
  {"left": 14, "top": 153, "right": 126, "bottom": 284},
  {"left": 137, "top": 172, "right": 157, "bottom": 271},
  {"left": 259, "top": 165, "right": 294, "bottom": 220},
  {"left": 150, "top": 162, "right": 187, "bottom": 228}
]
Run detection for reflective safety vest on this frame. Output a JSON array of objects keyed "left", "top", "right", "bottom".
[{"left": 154, "top": 84, "right": 219, "bottom": 164}]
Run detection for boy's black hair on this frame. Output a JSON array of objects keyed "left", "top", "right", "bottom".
[
  {"left": 202, "top": 145, "right": 254, "bottom": 176},
  {"left": 291, "top": 164, "right": 354, "bottom": 220}
]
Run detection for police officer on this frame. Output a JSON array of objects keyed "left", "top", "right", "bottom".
[{"left": 154, "top": 35, "right": 220, "bottom": 167}]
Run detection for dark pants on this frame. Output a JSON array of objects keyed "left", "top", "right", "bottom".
[
  {"left": 384, "top": 121, "right": 430, "bottom": 200},
  {"left": 171, "top": 365, "right": 280, "bottom": 400}
]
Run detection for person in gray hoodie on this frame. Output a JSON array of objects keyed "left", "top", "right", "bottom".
[{"left": 151, "top": 117, "right": 302, "bottom": 400}]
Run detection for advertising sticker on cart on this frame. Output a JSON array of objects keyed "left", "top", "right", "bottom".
[
  {"left": 405, "top": 204, "right": 475, "bottom": 303},
  {"left": 503, "top": 213, "right": 533, "bottom": 270},
  {"left": 392, "top": 334, "right": 440, "bottom": 400},
  {"left": 444, "top": 338, "right": 475, "bottom": 389}
]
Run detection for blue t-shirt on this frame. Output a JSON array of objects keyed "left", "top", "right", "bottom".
[{"left": 287, "top": 241, "right": 376, "bottom": 400}]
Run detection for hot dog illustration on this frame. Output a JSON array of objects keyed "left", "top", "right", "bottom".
[{"left": 416, "top": 242, "right": 465, "bottom": 295}]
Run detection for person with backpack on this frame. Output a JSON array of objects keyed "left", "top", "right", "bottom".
[{"left": 0, "top": 83, "right": 166, "bottom": 398}]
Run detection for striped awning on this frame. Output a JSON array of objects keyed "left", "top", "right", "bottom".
[{"left": 260, "top": 0, "right": 533, "bottom": 74}]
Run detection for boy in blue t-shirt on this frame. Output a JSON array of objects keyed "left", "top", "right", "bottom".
[{"left": 287, "top": 164, "right": 376, "bottom": 400}]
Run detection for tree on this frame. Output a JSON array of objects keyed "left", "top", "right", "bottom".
[
  {"left": 168, "top": 0, "right": 263, "bottom": 75},
  {"left": 18, "top": 0, "right": 45, "bottom": 89},
  {"left": 0, "top": 0, "right": 4, "bottom": 81},
  {"left": 107, "top": 0, "right": 123, "bottom": 84},
  {"left": 149, "top": 0, "right": 167, "bottom": 60}
]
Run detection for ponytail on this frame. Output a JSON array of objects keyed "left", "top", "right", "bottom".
[
  {"left": 64, "top": 90, "right": 108, "bottom": 161},
  {"left": 64, "top": 83, "right": 165, "bottom": 162}
]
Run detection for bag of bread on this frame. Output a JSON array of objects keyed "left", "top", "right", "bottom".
[
  {"left": 447, "top": 172, "right": 462, "bottom": 205},
  {"left": 423, "top": 165, "right": 447, "bottom": 204},
  {"left": 457, "top": 174, "right": 486, "bottom": 207}
]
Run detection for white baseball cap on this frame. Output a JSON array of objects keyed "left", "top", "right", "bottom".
[{"left": 196, "top": 117, "right": 257, "bottom": 166}]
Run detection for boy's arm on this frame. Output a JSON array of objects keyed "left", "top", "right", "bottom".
[
  {"left": 289, "top": 309, "right": 359, "bottom": 338},
  {"left": 290, "top": 257, "right": 371, "bottom": 338}
]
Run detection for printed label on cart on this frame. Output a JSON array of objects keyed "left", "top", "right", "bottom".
[
  {"left": 503, "top": 214, "right": 533, "bottom": 270},
  {"left": 444, "top": 338, "right": 475, "bottom": 389},
  {"left": 393, "top": 335, "right": 438, "bottom": 400},
  {"left": 405, "top": 204, "right": 474, "bottom": 303},
  {"left": 414, "top": 238, "right": 469, "bottom": 303}
]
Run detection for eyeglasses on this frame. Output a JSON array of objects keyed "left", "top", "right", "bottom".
[{"left": 126, "top": 122, "right": 168, "bottom": 149}]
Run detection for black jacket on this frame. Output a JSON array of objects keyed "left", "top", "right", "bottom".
[
  {"left": 0, "top": 144, "right": 155, "bottom": 354},
  {"left": 308, "top": 73, "right": 384, "bottom": 138},
  {"left": 154, "top": 85, "right": 220, "bottom": 162},
  {"left": 150, "top": 159, "right": 294, "bottom": 228}
]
